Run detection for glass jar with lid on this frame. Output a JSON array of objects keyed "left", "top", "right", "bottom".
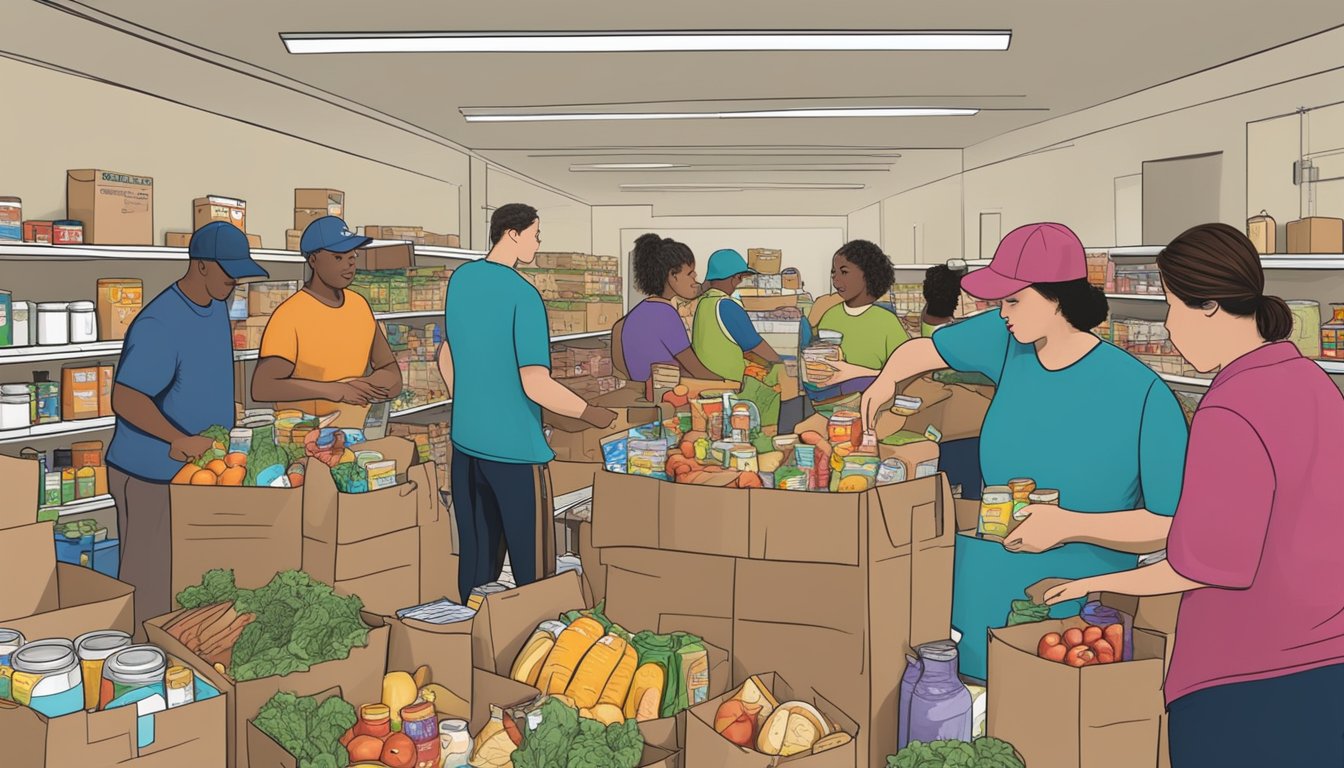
[
  {"left": 11, "top": 639, "right": 84, "bottom": 717},
  {"left": 99, "top": 645, "right": 167, "bottom": 711},
  {"left": 75, "top": 630, "right": 131, "bottom": 711}
]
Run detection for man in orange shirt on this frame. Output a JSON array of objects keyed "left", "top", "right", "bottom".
[{"left": 252, "top": 216, "right": 401, "bottom": 426}]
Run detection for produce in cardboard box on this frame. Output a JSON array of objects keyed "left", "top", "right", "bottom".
[
  {"left": 888, "top": 737, "right": 1025, "bottom": 768},
  {"left": 1035, "top": 623, "right": 1125, "bottom": 667},
  {"left": 173, "top": 569, "right": 369, "bottom": 681},
  {"left": 711, "top": 676, "right": 852, "bottom": 758},
  {"left": 510, "top": 698, "right": 645, "bottom": 768},
  {"left": 254, "top": 690, "right": 358, "bottom": 768}
]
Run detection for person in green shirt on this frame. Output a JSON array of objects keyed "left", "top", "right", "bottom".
[
  {"left": 811, "top": 240, "right": 911, "bottom": 396},
  {"left": 691, "top": 248, "right": 785, "bottom": 427}
]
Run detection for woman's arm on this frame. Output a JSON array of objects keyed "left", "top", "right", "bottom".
[
  {"left": 1044, "top": 560, "right": 1206, "bottom": 605},
  {"left": 1006, "top": 505, "right": 1173, "bottom": 555},
  {"left": 859, "top": 338, "right": 949, "bottom": 431}
]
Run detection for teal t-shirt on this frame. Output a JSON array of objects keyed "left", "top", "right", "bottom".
[
  {"left": 931, "top": 310, "right": 1189, "bottom": 680},
  {"left": 445, "top": 260, "right": 555, "bottom": 464}
]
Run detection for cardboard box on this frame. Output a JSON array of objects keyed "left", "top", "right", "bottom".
[
  {"left": 0, "top": 196, "right": 20, "bottom": 241},
  {"left": 587, "top": 300, "right": 622, "bottom": 332},
  {"left": 353, "top": 241, "right": 414, "bottom": 271},
  {"left": 3, "top": 655, "right": 228, "bottom": 768},
  {"left": 294, "top": 188, "right": 344, "bottom": 217},
  {"left": 601, "top": 547, "right": 736, "bottom": 663},
  {"left": 686, "top": 673, "right": 858, "bottom": 768},
  {"left": 66, "top": 169, "right": 154, "bottom": 245},
  {"left": 0, "top": 453, "right": 42, "bottom": 529},
  {"left": 23, "top": 220, "right": 53, "bottom": 244},
  {"left": 1286, "top": 216, "right": 1344, "bottom": 254},
  {"left": 285, "top": 229, "right": 302, "bottom": 252},
  {"left": 176, "top": 231, "right": 260, "bottom": 248},
  {"left": 61, "top": 364, "right": 101, "bottom": 421},
  {"left": 302, "top": 436, "right": 426, "bottom": 613},
  {"left": 145, "top": 610, "right": 389, "bottom": 768},
  {"left": 231, "top": 317, "right": 268, "bottom": 351},
  {"left": 0, "top": 522, "right": 135, "bottom": 637},
  {"left": 387, "top": 607, "right": 473, "bottom": 700},
  {"left": 167, "top": 485, "right": 303, "bottom": 604},
  {"left": 99, "top": 364, "right": 114, "bottom": 417},
  {"left": 747, "top": 248, "right": 783, "bottom": 275},
  {"left": 194, "top": 195, "right": 247, "bottom": 232},
  {"left": 874, "top": 376, "right": 993, "bottom": 444},
  {"left": 247, "top": 281, "right": 298, "bottom": 316},
  {"left": 544, "top": 401, "right": 669, "bottom": 464},
  {"left": 741, "top": 294, "right": 797, "bottom": 312},
  {"left": 294, "top": 209, "right": 326, "bottom": 230},
  {"left": 988, "top": 620, "right": 1167, "bottom": 768},
  {"left": 96, "top": 278, "right": 144, "bottom": 341}
]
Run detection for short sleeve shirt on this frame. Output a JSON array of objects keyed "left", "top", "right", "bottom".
[
  {"left": 259, "top": 290, "right": 378, "bottom": 427},
  {"left": 620, "top": 299, "right": 692, "bottom": 382}
]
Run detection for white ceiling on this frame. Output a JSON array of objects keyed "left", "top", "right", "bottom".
[{"left": 25, "top": 1, "right": 1344, "bottom": 215}]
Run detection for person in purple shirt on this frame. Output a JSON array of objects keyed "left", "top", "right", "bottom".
[
  {"left": 620, "top": 233, "right": 720, "bottom": 384},
  {"left": 1012, "top": 223, "right": 1344, "bottom": 767}
]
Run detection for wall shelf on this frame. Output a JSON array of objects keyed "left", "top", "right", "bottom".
[
  {"left": 0, "top": 241, "right": 488, "bottom": 263},
  {"left": 0, "top": 416, "right": 116, "bottom": 444},
  {"left": 50, "top": 494, "right": 116, "bottom": 518},
  {"left": 390, "top": 399, "right": 452, "bottom": 418},
  {"left": 1105, "top": 293, "right": 1165, "bottom": 302}
]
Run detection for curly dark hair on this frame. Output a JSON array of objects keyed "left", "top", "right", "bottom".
[
  {"left": 1032, "top": 279, "right": 1110, "bottom": 332},
  {"left": 632, "top": 233, "right": 695, "bottom": 296},
  {"left": 835, "top": 240, "right": 896, "bottom": 300},
  {"left": 923, "top": 264, "right": 965, "bottom": 318}
]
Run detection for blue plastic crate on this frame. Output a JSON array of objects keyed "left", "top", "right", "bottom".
[
  {"left": 54, "top": 533, "right": 96, "bottom": 569},
  {"left": 93, "top": 539, "right": 120, "bottom": 578}
]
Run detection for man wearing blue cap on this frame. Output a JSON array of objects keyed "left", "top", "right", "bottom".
[
  {"left": 692, "top": 248, "right": 784, "bottom": 427},
  {"left": 107, "top": 221, "right": 269, "bottom": 635},
  {"left": 252, "top": 216, "right": 401, "bottom": 428}
]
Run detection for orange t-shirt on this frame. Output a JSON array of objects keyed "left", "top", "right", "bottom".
[{"left": 259, "top": 289, "right": 377, "bottom": 428}]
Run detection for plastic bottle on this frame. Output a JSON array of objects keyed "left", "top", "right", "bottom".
[
  {"left": 907, "top": 640, "right": 973, "bottom": 745},
  {"left": 897, "top": 653, "right": 922, "bottom": 751},
  {"left": 439, "top": 719, "right": 472, "bottom": 768}
]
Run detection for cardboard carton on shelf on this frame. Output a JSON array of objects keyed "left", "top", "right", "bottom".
[
  {"left": 1286, "top": 216, "right": 1344, "bottom": 254},
  {"left": 66, "top": 169, "right": 155, "bottom": 245},
  {"left": 145, "top": 609, "right": 389, "bottom": 768},
  {"left": 0, "top": 196, "right": 20, "bottom": 241},
  {"left": 3, "top": 652, "right": 228, "bottom": 768},
  {"left": 167, "top": 231, "right": 262, "bottom": 249},
  {"left": 293, "top": 188, "right": 344, "bottom": 231},
  {"left": 193, "top": 195, "right": 247, "bottom": 232},
  {"left": 685, "top": 673, "right": 858, "bottom": 768},
  {"left": 352, "top": 241, "right": 414, "bottom": 271},
  {"left": 285, "top": 228, "right": 302, "bottom": 252},
  {"left": 23, "top": 220, "right": 53, "bottom": 244},
  {"left": 587, "top": 299, "right": 622, "bottom": 332},
  {"left": 747, "top": 248, "right": 783, "bottom": 275}
]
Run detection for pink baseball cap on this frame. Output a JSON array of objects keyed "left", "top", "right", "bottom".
[{"left": 961, "top": 223, "right": 1087, "bottom": 300}]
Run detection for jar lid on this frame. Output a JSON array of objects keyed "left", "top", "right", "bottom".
[
  {"left": 440, "top": 719, "right": 469, "bottom": 733},
  {"left": 361, "top": 703, "right": 391, "bottom": 722},
  {"left": 37, "top": 302, "right": 69, "bottom": 311},
  {"left": 983, "top": 485, "right": 1011, "bottom": 494},
  {"left": 0, "top": 628, "right": 24, "bottom": 645},
  {"left": 68, "top": 301, "right": 95, "bottom": 311},
  {"left": 1, "top": 383, "right": 31, "bottom": 395},
  {"left": 14, "top": 639, "right": 78, "bottom": 672},
  {"left": 167, "top": 665, "right": 193, "bottom": 685},
  {"left": 75, "top": 630, "right": 132, "bottom": 658},
  {"left": 401, "top": 701, "right": 436, "bottom": 721},
  {"left": 917, "top": 640, "right": 959, "bottom": 662},
  {"left": 106, "top": 645, "right": 167, "bottom": 679}
]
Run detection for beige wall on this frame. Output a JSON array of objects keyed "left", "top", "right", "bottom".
[
  {"left": 4, "top": 56, "right": 465, "bottom": 248},
  {"left": 866, "top": 27, "right": 1344, "bottom": 256},
  {"left": 847, "top": 203, "right": 882, "bottom": 246},
  {"left": 485, "top": 167, "right": 593, "bottom": 254}
]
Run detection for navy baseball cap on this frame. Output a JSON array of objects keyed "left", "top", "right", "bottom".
[
  {"left": 300, "top": 216, "right": 371, "bottom": 256},
  {"left": 189, "top": 222, "right": 268, "bottom": 280}
]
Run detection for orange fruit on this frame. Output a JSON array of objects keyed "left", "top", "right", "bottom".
[
  {"left": 347, "top": 736, "right": 384, "bottom": 763},
  {"left": 190, "top": 469, "right": 218, "bottom": 486},
  {"left": 224, "top": 452, "right": 248, "bottom": 468},
  {"left": 219, "top": 467, "right": 246, "bottom": 487},
  {"left": 287, "top": 472, "right": 305, "bottom": 488},
  {"left": 171, "top": 464, "right": 198, "bottom": 485},
  {"left": 380, "top": 734, "right": 417, "bottom": 768},
  {"left": 205, "top": 459, "right": 229, "bottom": 476}
]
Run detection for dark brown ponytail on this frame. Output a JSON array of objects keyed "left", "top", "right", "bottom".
[{"left": 1156, "top": 223, "right": 1292, "bottom": 342}]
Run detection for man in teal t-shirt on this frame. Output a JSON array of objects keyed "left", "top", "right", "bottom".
[{"left": 440, "top": 204, "right": 617, "bottom": 601}]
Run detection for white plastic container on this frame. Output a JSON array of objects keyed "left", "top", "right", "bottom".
[
  {"left": 68, "top": 301, "right": 97, "bottom": 343},
  {"left": 0, "top": 383, "right": 30, "bottom": 429},
  {"left": 11, "top": 301, "right": 32, "bottom": 347},
  {"left": 439, "top": 719, "right": 473, "bottom": 767},
  {"left": 37, "top": 302, "right": 70, "bottom": 346}
]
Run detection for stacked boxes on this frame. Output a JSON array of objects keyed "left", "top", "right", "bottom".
[
  {"left": 388, "top": 420, "right": 451, "bottom": 489},
  {"left": 231, "top": 280, "right": 298, "bottom": 351},
  {"left": 521, "top": 252, "right": 623, "bottom": 336},
  {"left": 350, "top": 265, "right": 451, "bottom": 314},
  {"left": 294, "top": 188, "right": 344, "bottom": 230},
  {"left": 384, "top": 320, "right": 449, "bottom": 412},
  {"left": 364, "top": 225, "right": 461, "bottom": 248}
]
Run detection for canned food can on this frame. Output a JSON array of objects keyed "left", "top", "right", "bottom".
[
  {"left": 876, "top": 458, "right": 907, "bottom": 486},
  {"left": 978, "top": 486, "right": 1015, "bottom": 538}
]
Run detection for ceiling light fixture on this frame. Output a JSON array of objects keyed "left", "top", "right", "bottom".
[
  {"left": 569, "top": 163, "right": 688, "bottom": 170},
  {"left": 466, "top": 107, "right": 977, "bottom": 123},
  {"left": 281, "top": 31, "right": 1011, "bottom": 55},
  {"left": 621, "top": 182, "right": 865, "bottom": 191}
]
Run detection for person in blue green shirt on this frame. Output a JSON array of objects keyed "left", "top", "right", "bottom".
[
  {"left": 691, "top": 249, "right": 785, "bottom": 426},
  {"left": 438, "top": 203, "right": 618, "bottom": 602},
  {"left": 861, "top": 222, "right": 1189, "bottom": 681}
]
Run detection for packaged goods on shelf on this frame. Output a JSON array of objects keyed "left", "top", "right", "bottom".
[
  {"left": 1286, "top": 216, "right": 1344, "bottom": 254},
  {"left": 66, "top": 169, "right": 154, "bottom": 245},
  {"left": 551, "top": 339, "right": 616, "bottom": 380},
  {"left": 1248, "top": 211, "right": 1277, "bottom": 254},
  {"left": 285, "top": 229, "right": 301, "bottom": 252},
  {"left": 60, "top": 364, "right": 102, "bottom": 421},
  {"left": 781, "top": 267, "right": 802, "bottom": 291},
  {"left": 747, "top": 306, "right": 803, "bottom": 335},
  {"left": 167, "top": 231, "right": 261, "bottom": 249},
  {"left": 521, "top": 268, "right": 624, "bottom": 301},
  {"left": 193, "top": 195, "right": 247, "bottom": 232},
  {"left": 534, "top": 252, "right": 620, "bottom": 272},
  {"left": 1101, "top": 317, "right": 1175, "bottom": 356},
  {"left": 1112, "top": 263, "right": 1163, "bottom": 295},
  {"left": 231, "top": 317, "right": 267, "bottom": 351},
  {"left": 23, "top": 220, "right": 53, "bottom": 244},
  {"left": 247, "top": 281, "right": 298, "bottom": 317},
  {"left": 94, "top": 278, "right": 144, "bottom": 342},
  {"left": 1288, "top": 300, "right": 1322, "bottom": 358},
  {"left": 747, "top": 248, "right": 783, "bottom": 275},
  {"left": 0, "top": 289, "right": 10, "bottom": 347},
  {"left": 1086, "top": 250, "right": 1115, "bottom": 291},
  {"left": 546, "top": 302, "right": 589, "bottom": 336},
  {"left": 740, "top": 273, "right": 783, "bottom": 292},
  {"left": 52, "top": 220, "right": 84, "bottom": 245},
  {"left": 353, "top": 241, "right": 413, "bottom": 271},
  {"left": 363, "top": 225, "right": 460, "bottom": 248},
  {"left": 293, "top": 188, "right": 344, "bottom": 231},
  {"left": 0, "top": 196, "right": 20, "bottom": 241}
]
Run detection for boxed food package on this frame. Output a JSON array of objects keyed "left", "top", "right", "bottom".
[
  {"left": 1286, "top": 216, "right": 1344, "bottom": 254},
  {"left": 193, "top": 195, "right": 247, "bottom": 232},
  {"left": 146, "top": 609, "right": 388, "bottom": 768},
  {"left": 747, "top": 248, "right": 783, "bottom": 275},
  {"left": 231, "top": 317, "right": 267, "bottom": 351},
  {"left": 168, "top": 231, "right": 262, "bottom": 249},
  {"left": 167, "top": 484, "right": 303, "bottom": 602},
  {"left": 61, "top": 365, "right": 101, "bottom": 421},
  {"left": 66, "top": 169, "right": 154, "bottom": 245},
  {"left": 741, "top": 294, "right": 797, "bottom": 312},
  {"left": 2, "top": 652, "right": 227, "bottom": 768},
  {"left": 1247, "top": 211, "right": 1276, "bottom": 254},
  {"left": 98, "top": 364, "right": 114, "bottom": 417},
  {"left": 23, "top": 220, "right": 53, "bottom": 244},
  {"left": 685, "top": 673, "right": 858, "bottom": 767},
  {"left": 294, "top": 188, "right": 344, "bottom": 230},
  {"left": 248, "top": 281, "right": 298, "bottom": 316},
  {"left": 987, "top": 618, "right": 1168, "bottom": 768},
  {"left": 587, "top": 299, "right": 622, "bottom": 332},
  {"left": 547, "top": 304, "right": 588, "bottom": 336},
  {"left": 285, "top": 229, "right": 302, "bottom": 252},
  {"left": 52, "top": 221, "right": 84, "bottom": 245},
  {"left": 781, "top": 268, "right": 801, "bottom": 291},
  {"left": 0, "top": 196, "right": 20, "bottom": 241},
  {"left": 95, "top": 278, "right": 145, "bottom": 341},
  {"left": 0, "top": 289, "right": 10, "bottom": 346},
  {"left": 353, "top": 241, "right": 414, "bottom": 271}
]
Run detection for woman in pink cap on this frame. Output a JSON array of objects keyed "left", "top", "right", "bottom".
[
  {"left": 861, "top": 222, "right": 1190, "bottom": 681},
  {"left": 1020, "top": 224, "right": 1344, "bottom": 766}
]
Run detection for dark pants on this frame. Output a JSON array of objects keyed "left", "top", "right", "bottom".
[
  {"left": 1168, "top": 663, "right": 1344, "bottom": 767},
  {"left": 108, "top": 467, "right": 172, "bottom": 642},
  {"left": 451, "top": 453, "right": 542, "bottom": 602}
]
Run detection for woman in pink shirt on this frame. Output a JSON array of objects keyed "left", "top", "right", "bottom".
[{"left": 1012, "top": 223, "right": 1344, "bottom": 766}]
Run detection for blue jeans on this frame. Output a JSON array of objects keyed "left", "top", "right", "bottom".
[
  {"left": 1168, "top": 663, "right": 1344, "bottom": 767},
  {"left": 451, "top": 453, "right": 541, "bottom": 602}
]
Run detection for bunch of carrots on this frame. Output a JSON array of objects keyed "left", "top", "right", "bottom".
[{"left": 1036, "top": 624, "right": 1125, "bottom": 667}]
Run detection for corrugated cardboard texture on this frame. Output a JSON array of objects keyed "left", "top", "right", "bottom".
[
  {"left": 145, "top": 611, "right": 389, "bottom": 768},
  {"left": 168, "top": 485, "right": 303, "bottom": 604},
  {"left": 2, "top": 563, "right": 135, "bottom": 639},
  {"left": 0, "top": 453, "right": 41, "bottom": 529},
  {"left": 3, "top": 664, "right": 227, "bottom": 768},
  {"left": 66, "top": 169, "right": 154, "bottom": 245},
  {"left": 1286, "top": 216, "right": 1344, "bottom": 254},
  {"left": 988, "top": 622, "right": 1167, "bottom": 768},
  {"left": 686, "top": 673, "right": 858, "bottom": 768},
  {"left": 0, "top": 522, "right": 59, "bottom": 619}
]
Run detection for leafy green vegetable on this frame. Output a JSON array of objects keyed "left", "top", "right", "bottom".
[
  {"left": 203, "top": 425, "right": 231, "bottom": 447},
  {"left": 330, "top": 462, "right": 367, "bottom": 493},
  {"left": 513, "top": 699, "right": 579, "bottom": 768},
  {"left": 254, "top": 690, "right": 357, "bottom": 768},
  {"left": 568, "top": 717, "right": 643, "bottom": 768},
  {"left": 246, "top": 439, "right": 286, "bottom": 486},
  {"left": 888, "top": 738, "right": 1024, "bottom": 768},
  {"left": 176, "top": 569, "right": 370, "bottom": 682}
]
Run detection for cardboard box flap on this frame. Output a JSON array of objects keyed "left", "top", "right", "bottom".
[
  {"left": 873, "top": 475, "right": 952, "bottom": 552},
  {"left": 0, "top": 454, "right": 41, "bottom": 530},
  {"left": 471, "top": 571, "right": 586, "bottom": 675},
  {"left": 747, "top": 488, "right": 862, "bottom": 566},
  {"left": 303, "top": 436, "right": 421, "bottom": 544},
  {"left": 0, "top": 522, "right": 59, "bottom": 620},
  {"left": 247, "top": 720, "right": 298, "bottom": 768},
  {"left": 467, "top": 670, "right": 542, "bottom": 735},
  {"left": 658, "top": 481, "right": 751, "bottom": 559},
  {"left": 591, "top": 471, "right": 661, "bottom": 550}
]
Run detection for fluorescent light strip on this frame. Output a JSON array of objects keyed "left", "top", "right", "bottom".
[
  {"left": 622, "top": 182, "right": 864, "bottom": 191},
  {"left": 282, "top": 31, "right": 1011, "bottom": 54},
  {"left": 467, "top": 107, "right": 977, "bottom": 123},
  {"left": 570, "top": 163, "right": 688, "bottom": 170}
]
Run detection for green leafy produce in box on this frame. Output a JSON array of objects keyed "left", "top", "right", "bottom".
[
  {"left": 513, "top": 698, "right": 645, "bottom": 768},
  {"left": 889, "top": 738, "right": 1025, "bottom": 768},
  {"left": 255, "top": 690, "right": 357, "bottom": 768}
]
